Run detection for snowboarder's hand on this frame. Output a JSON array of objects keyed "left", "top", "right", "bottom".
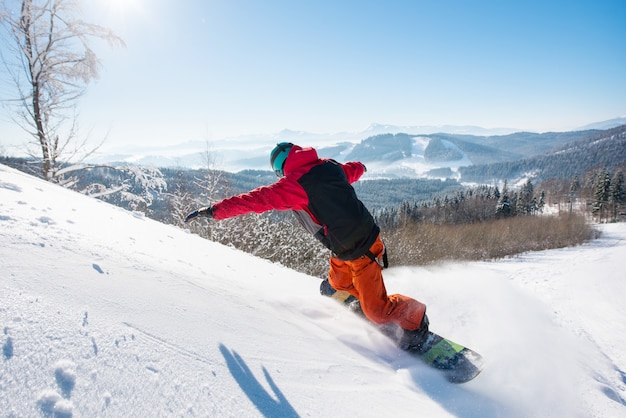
[{"left": 184, "top": 206, "right": 214, "bottom": 223}]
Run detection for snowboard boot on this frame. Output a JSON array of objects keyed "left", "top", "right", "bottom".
[{"left": 398, "top": 313, "right": 430, "bottom": 351}]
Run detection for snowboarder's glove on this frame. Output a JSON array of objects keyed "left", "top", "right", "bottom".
[{"left": 184, "top": 206, "right": 214, "bottom": 223}]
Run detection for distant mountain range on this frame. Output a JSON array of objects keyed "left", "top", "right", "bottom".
[
  {"left": 89, "top": 118, "right": 626, "bottom": 183},
  {"left": 459, "top": 124, "right": 626, "bottom": 183}
]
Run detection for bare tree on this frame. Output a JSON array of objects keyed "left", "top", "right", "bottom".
[
  {"left": 188, "top": 140, "right": 228, "bottom": 239},
  {"left": 0, "top": 0, "right": 124, "bottom": 180}
]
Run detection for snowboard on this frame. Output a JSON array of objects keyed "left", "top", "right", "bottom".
[{"left": 320, "top": 280, "right": 484, "bottom": 383}]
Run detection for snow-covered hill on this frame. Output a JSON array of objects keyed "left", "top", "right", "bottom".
[{"left": 1, "top": 163, "right": 625, "bottom": 417}]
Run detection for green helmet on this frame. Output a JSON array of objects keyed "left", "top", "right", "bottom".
[{"left": 270, "top": 142, "right": 294, "bottom": 177}]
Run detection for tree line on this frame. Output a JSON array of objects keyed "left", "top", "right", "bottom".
[
  {"left": 540, "top": 165, "right": 626, "bottom": 223},
  {"left": 3, "top": 154, "right": 624, "bottom": 278}
]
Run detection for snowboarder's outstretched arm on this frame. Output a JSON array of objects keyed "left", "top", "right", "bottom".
[{"left": 184, "top": 177, "right": 308, "bottom": 223}]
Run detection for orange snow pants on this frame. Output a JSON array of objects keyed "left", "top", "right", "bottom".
[{"left": 328, "top": 235, "right": 426, "bottom": 331}]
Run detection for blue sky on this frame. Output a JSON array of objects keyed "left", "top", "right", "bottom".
[{"left": 2, "top": 0, "right": 625, "bottom": 151}]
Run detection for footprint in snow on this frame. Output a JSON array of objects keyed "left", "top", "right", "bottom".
[
  {"left": 37, "top": 216, "right": 55, "bottom": 225},
  {"left": 36, "top": 360, "right": 77, "bottom": 417},
  {"left": 54, "top": 360, "right": 77, "bottom": 398},
  {"left": 2, "top": 336, "right": 13, "bottom": 359}
]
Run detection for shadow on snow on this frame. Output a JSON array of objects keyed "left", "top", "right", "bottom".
[{"left": 219, "top": 343, "right": 300, "bottom": 418}]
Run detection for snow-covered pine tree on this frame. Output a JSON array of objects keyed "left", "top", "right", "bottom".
[
  {"left": 609, "top": 170, "right": 624, "bottom": 221},
  {"left": 592, "top": 168, "right": 611, "bottom": 222}
]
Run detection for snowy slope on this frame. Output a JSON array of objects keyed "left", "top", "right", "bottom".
[{"left": 1, "top": 163, "right": 625, "bottom": 417}]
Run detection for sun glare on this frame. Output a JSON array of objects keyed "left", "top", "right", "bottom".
[{"left": 101, "top": 0, "right": 143, "bottom": 17}]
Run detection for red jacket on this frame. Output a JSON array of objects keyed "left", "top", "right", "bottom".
[{"left": 212, "top": 145, "right": 379, "bottom": 260}]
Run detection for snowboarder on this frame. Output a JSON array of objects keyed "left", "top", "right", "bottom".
[{"left": 185, "top": 143, "right": 429, "bottom": 350}]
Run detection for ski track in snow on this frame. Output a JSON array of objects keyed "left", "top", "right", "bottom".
[{"left": 1, "top": 163, "right": 626, "bottom": 417}]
